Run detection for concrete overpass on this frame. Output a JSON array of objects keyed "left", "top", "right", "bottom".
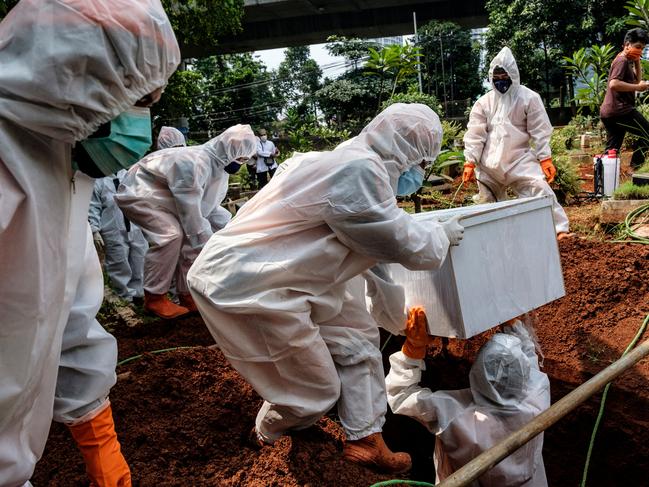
[{"left": 183, "top": 0, "right": 487, "bottom": 57}]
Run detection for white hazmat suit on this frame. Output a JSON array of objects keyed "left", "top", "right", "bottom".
[
  {"left": 272, "top": 151, "right": 409, "bottom": 438},
  {"left": 0, "top": 0, "right": 180, "bottom": 484},
  {"left": 188, "top": 103, "right": 452, "bottom": 444},
  {"left": 89, "top": 169, "right": 148, "bottom": 300},
  {"left": 115, "top": 125, "right": 257, "bottom": 296},
  {"left": 463, "top": 47, "right": 569, "bottom": 234},
  {"left": 386, "top": 322, "right": 550, "bottom": 486},
  {"left": 157, "top": 125, "right": 186, "bottom": 149}
]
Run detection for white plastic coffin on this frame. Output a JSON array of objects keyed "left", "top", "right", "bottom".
[{"left": 389, "top": 196, "right": 565, "bottom": 338}]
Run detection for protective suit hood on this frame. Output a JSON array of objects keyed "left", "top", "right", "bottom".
[
  {"left": 488, "top": 47, "right": 521, "bottom": 94},
  {"left": 203, "top": 124, "right": 257, "bottom": 169},
  {"left": 469, "top": 333, "right": 531, "bottom": 408},
  {"left": 157, "top": 126, "right": 186, "bottom": 149},
  {"left": 353, "top": 103, "right": 442, "bottom": 191},
  {"left": 0, "top": 0, "right": 181, "bottom": 143}
]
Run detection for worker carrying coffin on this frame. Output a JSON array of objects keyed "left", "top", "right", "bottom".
[
  {"left": 187, "top": 103, "right": 464, "bottom": 473},
  {"left": 387, "top": 308, "right": 551, "bottom": 486},
  {"left": 462, "top": 46, "right": 571, "bottom": 239}
]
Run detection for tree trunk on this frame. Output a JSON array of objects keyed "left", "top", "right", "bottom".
[
  {"left": 568, "top": 74, "right": 576, "bottom": 115},
  {"left": 542, "top": 40, "right": 551, "bottom": 106}
]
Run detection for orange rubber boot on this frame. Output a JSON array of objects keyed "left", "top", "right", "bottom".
[
  {"left": 343, "top": 432, "right": 412, "bottom": 474},
  {"left": 144, "top": 291, "right": 190, "bottom": 319},
  {"left": 178, "top": 293, "right": 198, "bottom": 313},
  {"left": 67, "top": 404, "right": 132, "bottom": 487}
]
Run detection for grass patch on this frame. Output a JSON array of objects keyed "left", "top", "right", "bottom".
[
  {"left": 635, "top": 161, "right": 649, "bottom": 173},
  {"left": 612, "top": 181, "right": 649, "bottom": 200}
]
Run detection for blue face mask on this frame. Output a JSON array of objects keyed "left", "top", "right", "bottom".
[
  {"left": 397, "top": 165, "right": 425, "bottom": 196},
  {"left": 224, "top": 161, "right": 243, "bottom": 174},
  {"left": 493, "top": 78, "right": 512, "bottom": 94},
  {"left": 78, "top": 107, "right": 152, "bottom": 177}
]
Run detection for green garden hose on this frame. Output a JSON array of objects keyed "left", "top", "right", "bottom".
[
  {"left": 116, "top": 346, "right": 198, "bottom": 367},
  {"left": 612, "top": 202, "right": 649, "bottom": 244},
  {"left": 380, "top": 335, "right": 393, "bottom": 353},
  {"left": 580, "top": 312, "right": 649, "bottom": 486},
  {"left": 369, "top": 480, "right": 435, "bottom": 487}
]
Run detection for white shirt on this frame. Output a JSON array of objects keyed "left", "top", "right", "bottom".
[{"left": 256, "top": 137, "right": 278, "bottom": 173}]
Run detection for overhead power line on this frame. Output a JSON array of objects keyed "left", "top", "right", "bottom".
[{"left": 194, "top": 57, "right": 366, "bottom": 98}]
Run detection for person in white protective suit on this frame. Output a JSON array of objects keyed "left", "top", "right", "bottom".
[
  {"left": 89, "top": 169, "right": 149, "bottom": 301},
  {"left": 157, "top": 125, "right": 186, "bottom": 149},
  {"left": 187, "top": 103, "right": 465, "bottom": 474},
  {"left": 462, "top": 46, "right": 571, "bottom": 239},
  {"left": 115, "top": 125, "right": 257, "bottom": 319},
  {"left": 386, "top": 308, "right": 550, "bottom": 486},
  {"left": 0, "top": 1, "right": 180, "bottom": 486}
]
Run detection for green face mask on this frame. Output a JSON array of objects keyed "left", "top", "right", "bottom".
[{"left": 76, "top": 107, "right": 152, "bottom": 177}]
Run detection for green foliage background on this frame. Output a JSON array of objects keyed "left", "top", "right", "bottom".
[
  {"left": 418, "top": 20, "right": 483, "bottom": 103},
  {"left": 485, "top": 0, "right": 629, "bottom": 106}
]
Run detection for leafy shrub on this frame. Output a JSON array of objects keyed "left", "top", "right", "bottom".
[
  {"left": 553, "top": 155, "right": 581, "bottom": 204},
  {"left": 441, "top": 120, "right": 464, "bottom": 150},
  {"left": 550, "top": 125, "right": 578, "bottom": 155},
  {"left": 381, "top": 92, "right": 443, "bottom": 116},
  {"left": 563, "top": 44, "right": 616, "bottom": 114}
]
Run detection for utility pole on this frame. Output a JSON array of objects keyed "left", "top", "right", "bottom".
[
  {"left": 449, "top": 52, "right": 454, "bottom": 101},
  {"left": 439, "top": 35, "right": 448, "bottom": 108},
  {"left": 413, "top": 11, "right": 423, "bottom": 94}
]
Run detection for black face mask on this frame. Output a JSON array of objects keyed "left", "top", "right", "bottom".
[
  {"left": 493, "top": 78, "right": 513, "bottom": 94},
  {"left": 71, "top": 121, "right": 112, "bottom": 178},
  {"left": 224, "top": 161, "right": 242, "bottom": 174}
]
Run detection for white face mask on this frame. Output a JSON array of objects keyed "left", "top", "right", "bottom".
[{"left": 260, "top": 135, "right": 268, "bottom": 142}]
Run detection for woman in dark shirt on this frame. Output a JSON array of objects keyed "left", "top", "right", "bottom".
[{"left": 600, "top": 28, "right": 649, "bottom": 168}]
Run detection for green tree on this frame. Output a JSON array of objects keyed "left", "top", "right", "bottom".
[
  {"left": 152, "top": 70, "right": 204, "bottom": 122},
  {"left": 316, "top": 71, "right": 388, "bottom": 132},
  {"left": 274, "top": 46, "right": 322, "bottom": 117},
  {"left": 325, "top": 35, "right": 378, "bottom": 69},
  {"left": 317, "top": 37, "right": 383, "bottom": 131},
  {"left": 624, "top": 0, "right": 649, "bottom": 90},
  {"left": 365, "top": 44, "right": 422, "bottom": 109},
  {"left": 563, "top": 44, "right": 616, "bottom": 113},
  {"left": 190, "top": 53, "right": 279, "bottom": 133},
  {"left": 485, "top": 0, "right": 629, "bottom": 106},
  {"left": 0, "top": 1, "right": 245, "bottom": 42},
  {"left": 162, "top": 0, "right": 244, "bottom": 53},
  {"left": 416, "top": 20, "right": 483, "bottom": 104},
  {"left": 626, "top": 0, "right": 649, "bottom": 28}
]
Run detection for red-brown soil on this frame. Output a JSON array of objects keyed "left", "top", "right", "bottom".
[{"left": 33, "top": 238, "right": 649, "bottom": 486}]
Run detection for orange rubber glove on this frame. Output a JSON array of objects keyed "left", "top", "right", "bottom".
[
  {"left": 540, "top": 158, "right": 556, "bottom": 183},
  {"left": 68, "top": 403, "right": 132, "bottom": 487},
  {"left": 402, "top": 307, "right": 432, "bottom": 360},
  {"left": 462, "top": 162, "right": 476, "bottom": 183}
]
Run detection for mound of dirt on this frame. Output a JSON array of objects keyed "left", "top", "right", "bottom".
[
  {"left": 33, "top": 238, "right": 649, "bottom": 486},
  {"left": 535, "top": 238, "right": 649, "bottom": 487},
  {"left": 33, "top": 347, "right": 396, "bottom": 486}
]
